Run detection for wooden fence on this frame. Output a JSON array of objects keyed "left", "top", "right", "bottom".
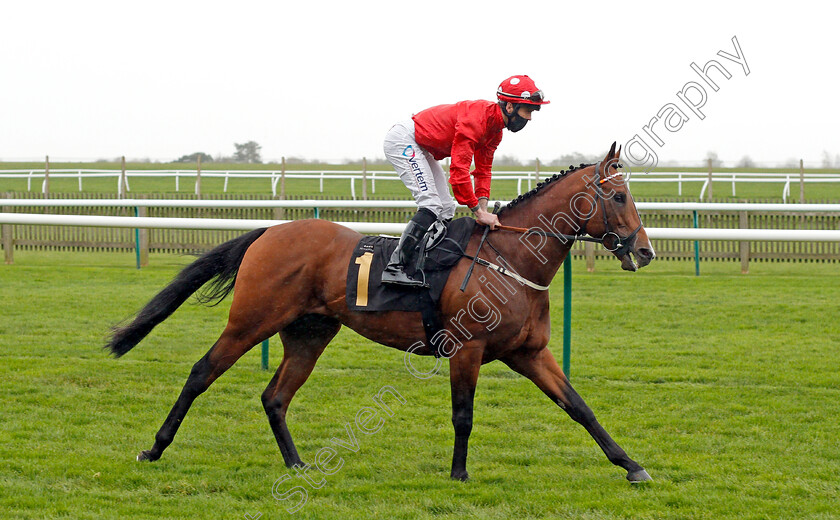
[{"left": 2, "top": 193, "right": 839, "bottom": 265}]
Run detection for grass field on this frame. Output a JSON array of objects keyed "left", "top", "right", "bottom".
[
  {"left": 1, "top": 250, "right": 838, "bottom": 519},
  {"left": 2, "top": 160, "right": 839, "bottom": 201}
]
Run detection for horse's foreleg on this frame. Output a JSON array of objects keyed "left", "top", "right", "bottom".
[
  {"left": 501, "top": 347, "right": 651, "bottom": 483},
  {"left": 448, "top": 345, "right": 484, "bottom": 481},
  {"left": 262, "top": 315, "right": 340, "bottom": 468},
  {"left": 137, "top": 328, "right": 263, "bottom": 462}
]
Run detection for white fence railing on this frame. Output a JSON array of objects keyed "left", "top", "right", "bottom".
[
  {"left": 1, "top": 198, "right": 839, "bottom": 240},
  {"left": 2, "top": 201, "right": 838, "bottom": 269},
  {"left": 1, "top": 213, "right": 839, "bottom": 242},
  {"left": 3, "top": 169, "right": 839, "bottom": 201},
  {"left": 2, "top": 198, "right": 840, "bottom": 213}
]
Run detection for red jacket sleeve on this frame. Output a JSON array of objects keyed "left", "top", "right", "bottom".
[
  {"left": 451, "top": 182, "right": 479, "bottom": 209},
  {"left": 472, "top": 129, "right": 502, "bottom": 200},
  {"left": 448, "top": 103, "right": 481, "bottom": 207}
]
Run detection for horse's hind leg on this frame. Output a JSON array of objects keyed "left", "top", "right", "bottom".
[
  {"left": 137, "top": 325, "right": 271, "bottom": 462},
  {"left": 262, "top": 314, "right": 341, "bottom": 468},
  {"left": 501, "top": 347, "right": 652, "bottom": 483}
]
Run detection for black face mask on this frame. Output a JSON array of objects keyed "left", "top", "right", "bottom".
[{"left": 504, "top": 103, "right": 528, "bottom": 132}]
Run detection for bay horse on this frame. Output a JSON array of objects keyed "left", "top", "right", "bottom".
[{"left": 107, "top": 142, "right": 656, "bottom": 483}]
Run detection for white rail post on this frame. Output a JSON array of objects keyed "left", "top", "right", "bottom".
[
  {"left": 799, "top": 159, "right": 805, "bottom": 203},
  {"left": 281, "top": 157, "right": 286, "bottom": 199},
  {"left": 44, "top": 156, "right": 50, "bottom": 197},
  {"left": 195, "top": 155, "right": 202, "bottom": 198},
  {"left": 78, "top": 170, "right": 83, "bottom": 191},
  {"left": 699, "top": 179, "right": 709, "bottom": 200},
  {"left": 706, "top": 157, "right": 713, "bottom": 201},
  {"left": 274, "top": 157, "right": 286, "bottom": 221},
  {"left": 362, "top": 157, "right": 368, "bottom": 200},
  {"left": 119, "top": 156, "right": 127, "bottom": 198}
]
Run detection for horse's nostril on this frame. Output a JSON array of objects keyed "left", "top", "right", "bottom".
[{"left": 637, "top": 248, "right": 655, "bottom": 260}]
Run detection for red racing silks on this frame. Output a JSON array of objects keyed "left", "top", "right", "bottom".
[{"left": 412, "top": 100, "right": 504, "bottom": 208}]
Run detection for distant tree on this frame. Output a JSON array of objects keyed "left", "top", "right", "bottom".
[
  {"left": 233, "top": 141, "right": 263, "bottom": 163},
  {"left": 821, "top": 150, "right": 834, "bottom": 169},
  {"left": 736, "top": 155, "right": 756, "bottom": 168},
  {"left": 175, "top": 152, "right": 213, "bottom": 163},
  {"left": 706, "top": 151, "right": 723, "bottom": 168},
  {"left": 548, "top": 151, "right": 599, "bottom": 168},
  {"left": 494, "top": 155, "right": 522, "bottom": 167},
  {"left": 782, "top": 158, "right": 801, "bottom": 168}
]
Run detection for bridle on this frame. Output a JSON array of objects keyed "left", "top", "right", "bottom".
[
  {"left": 457, "top": 160, "right": 646, "bottom": 292},
  {"left": 589, "top": 160, "right": 644, "bottom": 257},
  {"left": 497, "top": 160, "right": 643, "bottom": 256}
]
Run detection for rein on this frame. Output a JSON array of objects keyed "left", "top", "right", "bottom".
[
  {"left": 495, "top": 160, "right": 643, "bottom": 255},
  {"left": 457, "top": 159, "right": 644, "bottom": 291},
  {"left": 495, "top": 224, "right": 607, "bottom": 245}
]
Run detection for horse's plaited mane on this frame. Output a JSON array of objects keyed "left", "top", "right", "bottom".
[{"left": 499, "top": 162, "right": 594, "bottom": 215}]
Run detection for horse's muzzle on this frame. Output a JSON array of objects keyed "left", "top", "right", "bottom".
[
  {"left": 635, "top": 245, "right": 655, "bottom": 267},
  {"left": 620, "top": 236, "right": 655, "bottom": 271}
]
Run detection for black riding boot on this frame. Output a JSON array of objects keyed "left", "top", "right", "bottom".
[{"left": 381, "top": 208, "right": 437, "bottom": 288}]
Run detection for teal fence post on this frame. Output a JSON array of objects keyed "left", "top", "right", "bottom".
[
  {"left": 134, "top": 207, "right": 141, "bottom": 270},
  {"left": 562, "top": 255, "right": 572, "bottom": 379},
  {"left": 693, "top": 210, "right": 700, "bottom": 276},
  {"left": 261, "top": 339, "right": 269, "bottom": 370},
  {"left": 314, "top": 207, "right": 320, "bottom": 219}
]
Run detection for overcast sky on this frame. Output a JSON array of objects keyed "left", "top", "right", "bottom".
[{"left": 1, "top": 1, "right": 837, "bottom": 167}]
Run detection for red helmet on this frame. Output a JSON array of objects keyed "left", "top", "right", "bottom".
[{"left": 497, "top": 75, "right": 550, "bottom": 105}]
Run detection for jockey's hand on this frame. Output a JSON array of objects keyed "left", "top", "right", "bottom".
[{"left": 474, "top": 208, "right": 499, "bottom": 230}]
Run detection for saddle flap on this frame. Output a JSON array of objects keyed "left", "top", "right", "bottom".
[{"left": 345, "top": 217, "right": 476, "bottom": 312}]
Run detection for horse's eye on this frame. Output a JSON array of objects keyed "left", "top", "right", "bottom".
[{"left": 614, "top": 193, "right": 626, "bottom": 204}]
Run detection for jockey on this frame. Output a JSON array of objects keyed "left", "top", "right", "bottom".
[{"left": 381, "top": 75, "right": 550, "bottom": 287}]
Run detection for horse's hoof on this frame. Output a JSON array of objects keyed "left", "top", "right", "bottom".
[
  {"left": 450, "top": 470, "right": 470, "bottom": 482},
  {"left": 136, "top": 450, "right": 156, "bottom": 462},
  {"left": 626, "top": 469, "right": 652, "bottom": 483}
]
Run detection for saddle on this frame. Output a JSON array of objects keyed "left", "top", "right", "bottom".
[
  {"left": 345, "top": 217, "right": 475, "bottom": 356},
  {"left": 346, "top": 217, "right": 475, "bottom": 312}
]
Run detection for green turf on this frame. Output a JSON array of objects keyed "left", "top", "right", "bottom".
[
  {"left": 1, "top": 251, "right": 838, "bottom": 519},
  {"left": 2, "top": 160, "right": 839, "bottom": 201}
]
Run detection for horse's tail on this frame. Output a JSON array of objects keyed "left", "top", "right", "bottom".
[{"left": 105, "top": 227, "right": 269, "bottom": 357}]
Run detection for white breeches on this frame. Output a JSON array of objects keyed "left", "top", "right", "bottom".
[{"left": 383, "top": 120, "right": 458, "bottom": 220}]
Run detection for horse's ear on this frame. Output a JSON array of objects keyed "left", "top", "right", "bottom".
[
  {"left": 603, "top": 141, "right": 617, "bottom": 163},
  {"left": 615, "top": 145, "right": 622, "bottom": 160}
]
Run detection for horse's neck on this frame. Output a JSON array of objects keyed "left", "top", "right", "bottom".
[
  {"left": 503, "top": 167, "right": 593, "bottom": 227},
  {"left": 491, "top": 168, "right": 592, "bottom": 287}
]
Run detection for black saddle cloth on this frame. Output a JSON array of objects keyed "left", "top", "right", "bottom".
[{"left": 346, "top": 217, "right": 476, "bottom": 312}]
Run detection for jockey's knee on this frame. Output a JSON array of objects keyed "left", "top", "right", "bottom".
[
  {"left": 441, "top": 202, "right": 457, "bottom": 221},
  {"left": 417, "top": 204, "right": 443, "bottom": 221}
]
